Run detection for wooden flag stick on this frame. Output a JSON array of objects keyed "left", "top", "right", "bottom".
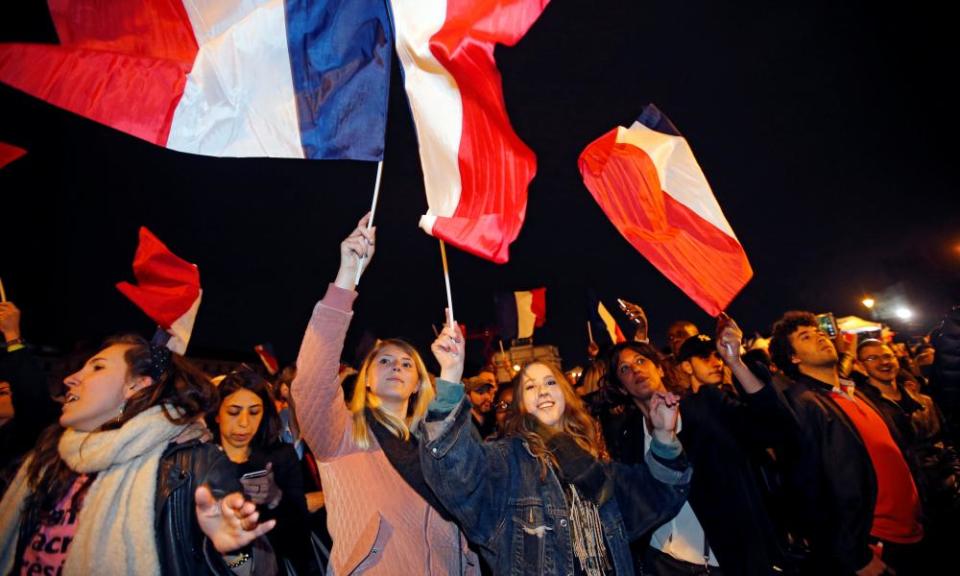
[
  {"left": 439, "top": 240, "right": 455, "bottom": 328},
  {"left": 586, "top": 320, "right": 594, "bottom": 344},
  {"left": 0, "top": 277, "right": 5, "bottom": 302},
  {"left": 355, "top": 160, "right": 384, "bottom": 285}
]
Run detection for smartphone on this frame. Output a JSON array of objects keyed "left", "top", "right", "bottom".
[
  {"left": 241, "top": 469, "right": 268, "bottom": 480},
  {"left": 815, "top": 313, "right": 838, "bottom": 339}
]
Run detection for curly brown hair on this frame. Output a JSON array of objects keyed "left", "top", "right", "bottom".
[{"left": 503, "top": 362, "right": 604, "bottom": 479}]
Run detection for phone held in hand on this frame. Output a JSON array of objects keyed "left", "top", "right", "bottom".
[
  {"left": 815, "top": 312, "right": 839, "bottom": 339},
  {"left": 241, "top": 469, "right": 268, "bottom": 480}
]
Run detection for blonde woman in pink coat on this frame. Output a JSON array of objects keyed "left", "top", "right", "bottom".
[{"left": 291, "top": 213, "right": 478, "bottom": 575}]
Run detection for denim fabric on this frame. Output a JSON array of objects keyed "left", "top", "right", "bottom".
[{"left": 421, "top": 380, "right": 691, "bottom": 576}]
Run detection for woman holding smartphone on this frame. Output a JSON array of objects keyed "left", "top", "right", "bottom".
[
  {"left": 211, "top": 367, "right": 321, "bottom": 575},
  {"left": 419, "top": 328, "right": 692, "bottom": 576},
  {"left": 289, "top": 213, "right": 477, "bottom": 575}
]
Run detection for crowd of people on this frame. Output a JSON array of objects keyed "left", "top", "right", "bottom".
[{"left": 1, "top": 212, "right": 959, "bottom": 575}]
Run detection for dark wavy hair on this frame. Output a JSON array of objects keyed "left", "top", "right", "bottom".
[
  {"left": 769, "top": 311, "right": 819, "bottom": 379},
  {"left": 25, "top": 334, "right": 216, "bottom": 530},
  {"left": 208, "top": 365, "right": 281, "bottom": 450}
]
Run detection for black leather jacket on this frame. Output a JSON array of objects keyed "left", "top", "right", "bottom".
[{"left": 156, "top": 439, "right": 243, "bottom": 576}]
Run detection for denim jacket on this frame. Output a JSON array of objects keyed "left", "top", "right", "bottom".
[{"left": 420, "top": 380, "right": 691, "bottom": 576}]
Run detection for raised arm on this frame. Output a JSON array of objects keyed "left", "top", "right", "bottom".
[{"left": 290, "top": 214, "right": 374, "bottom": 460}]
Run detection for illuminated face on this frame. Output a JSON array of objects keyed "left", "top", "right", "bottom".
[
  {"left": 859, "top": 343, "right": 899, "bottom": 384},
  {"left": 521, "top": 363, "right": 566, "bottom": 429},
  {"left": 787, "top": 325, "right": 839, "bottom": 372},
  {"left": 0, "top": 381, "right": 13, "bottom": 424},
  {"left": 62, "top": 344, "right": 146, "bottom": 432},
  {"left": 615, "top": 348, "right": 666, "bottom": 402},
  {"left": 217, "top": 388, "right": 264, "bottom": 455},
  {"left": 468, "top": 384, "right": 496, "bottom": 414},
  {"left": 495, "top": 387, "right": 514, "bottom": 428},
  {"left": 684, "top": 351, "right": 724, "bottom": 386},
  {"left": 369, "top": 344, "right": 420, "bottom": 402}
]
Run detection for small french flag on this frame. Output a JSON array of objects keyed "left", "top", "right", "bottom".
[
  {"left": 254, "top": 343, "right": 280, "bottom": 376},
  {"left": 495, "top": 288, "right": 546, "bottom": 341},
  {"left": 116, "top": 227, "right": 201, "bottom": 355}
]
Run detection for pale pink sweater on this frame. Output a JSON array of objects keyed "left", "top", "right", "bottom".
[{"left": 292, "top": 284, "right": 478, "bottom": 576}]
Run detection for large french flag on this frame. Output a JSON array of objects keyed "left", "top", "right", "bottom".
[
  {"left": 579, "top": 105, "right": 753, "bottom": 316},
  {"left": 390, "top": 0, "right": 548, "bottom": 264},
  {"left": 0, "top": 0, "right": 391, "bottom": 160}
]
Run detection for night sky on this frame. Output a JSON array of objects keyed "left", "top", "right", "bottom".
[{"left": 2, "top": 1, "right": 958, "bottom": 374}]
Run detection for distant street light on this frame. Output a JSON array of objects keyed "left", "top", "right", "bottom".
[
  {"left": 895, "top": 307, "right": 913, "bottom": 320},
  {"left": 862, "top": 297, "right": 875, "bottom": 309}
]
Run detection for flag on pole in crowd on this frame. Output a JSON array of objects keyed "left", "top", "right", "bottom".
[
  {"left": 586, "top": 292, "right": 625, "bottom": 347},
  {"left": 254, "top": 343, "right": 280, "bottom": 375},
  {"left": 391, "top": 0, "right": 549, "bottom": 263},
  {"left": 578, "top": 104, "right": 753, "bottom": 316},
  {"left": 0, "top": 0, "right": 391, "bottom": 160},
  {"left": 495, "top": 288, "right": 546, "bottom": 340},
  {"left": 596, "top": 299, "right": 626, "bottom": 345},
  {"left": 0, "top": 142, "right": 27, "bottom": 169},
  {"left": 116, "top": 227, "right": 201, "bottom": 354}
]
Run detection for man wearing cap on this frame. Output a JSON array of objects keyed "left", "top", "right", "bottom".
[{"left": 464, "top": 370, "right": 497, "bottom": 438}]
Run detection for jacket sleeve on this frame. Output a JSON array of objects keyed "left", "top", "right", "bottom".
[
  {"left": 611, "top": 441, "right": 692, "bottom": 541},
  {"left": 290, "top": 284, "right": 358, "bottom": 460},
  {"left": 420, "top": 379, "right": 512, "bottom": 548},
  {"left": 716, "top": 364, "right": 802, "bottom": 458}
]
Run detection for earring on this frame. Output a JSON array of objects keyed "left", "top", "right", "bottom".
[{"left": 116, "top": 402, "right": 125, "bottom": 424}]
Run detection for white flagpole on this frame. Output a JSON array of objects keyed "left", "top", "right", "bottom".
[
  {"left": 586, "top": 320, "right": 594, "bottom": 344},
  {"left": 0, "top": 277, "right": 6, "bottom": 302},
  {"left": 355, "top": 161, "right": 384, "bottom": 285},
  {"left": 439, "top": 240, "right": 455, "bottom": 328}
]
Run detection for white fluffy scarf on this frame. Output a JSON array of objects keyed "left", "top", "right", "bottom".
[{"left": 0, "top": 405, "right": 192, "bottom": 576}]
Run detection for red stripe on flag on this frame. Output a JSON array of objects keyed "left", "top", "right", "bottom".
[
  {"left": 0, "top": 142, "right": 26, "bottom": 169},
  {"left": 48, "top": 0, "right": 198, "bottom": 62},
  {"left": 531, "top": 287, "right": 546, "bottom": 327},
  {"left": 426, "top": 0, "right": 547, "bottom": 263},
  {"left": 580, "top": 129, "right": 752, "bottom": 316}
]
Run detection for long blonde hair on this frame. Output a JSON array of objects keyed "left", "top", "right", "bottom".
[
  {"left": 348, "top": 338, "right": 435, "bottom": 449},
  {"left": 504, "top": 361, "right": 604, "bottom": 478}
]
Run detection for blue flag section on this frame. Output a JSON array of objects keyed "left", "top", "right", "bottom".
[{"left": 285, "top": 0, "right": 391, "bottom": 161}]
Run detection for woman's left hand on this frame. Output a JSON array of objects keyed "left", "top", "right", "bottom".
[
  {"left": 431, "top": 318, "right": 465, "bottom": 384},
  {"left": 195, "top": 485, "right": 276, "bottom": 553},
  {"left": 648, "top": 391, "right": 680, "bottom": 441},
  {"left": 239, "top": 462, "right": 283, "bottom": 509}
]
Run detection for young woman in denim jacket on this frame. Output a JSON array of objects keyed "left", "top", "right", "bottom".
[{"left": 421, "top": 327, "right": 692, "bottom": 576}]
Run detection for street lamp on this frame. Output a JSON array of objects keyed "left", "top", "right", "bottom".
[
  {"left": 862, "top": 297, "right": 875, "bottom": 309},
  {"left": 895, "top": 307, "right": 913, "bottom": 320}
]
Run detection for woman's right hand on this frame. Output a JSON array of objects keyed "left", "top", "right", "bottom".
[
  {"left": 333, "top": 212, "right": 375, "bottom": 290},
  {"left": 431, "top": 321, "right": 465, "bottom": 384}
]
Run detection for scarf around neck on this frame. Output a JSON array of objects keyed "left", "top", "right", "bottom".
[{"left": 0, "top": 405, "right": 190, "bottom": 576}]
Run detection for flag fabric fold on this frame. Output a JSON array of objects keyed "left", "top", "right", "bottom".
[
  {"left": 590, "top": 297, "right": 625, "bottom": 347},
  {"left": 0, "top": 142, "right": 27, "bottom": 169},
  {"left": 578, "top": 104, "right": 753, "bottom": 316},
  {"left": 390, "top": 0, "right": 548, "bottom": 263},
  {"left": 116, "top": 226, "right": 201, "bottom": 354},
  {"left": 254, "top": 343, "right": 280, "bottom": 375},
  {"left": 0, "top": 0, "right": 390, "bottom": 160}
]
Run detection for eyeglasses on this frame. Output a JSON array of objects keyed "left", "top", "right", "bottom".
[
  {"left": 862, "top": 353, "right": 896, "bottom": 363},
  {"left": 495, "top": 401, "right": 511, "bottom": 412}
]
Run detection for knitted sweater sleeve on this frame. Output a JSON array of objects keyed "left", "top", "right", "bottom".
[{"left": 290, "top": 284, "right": 358, "bottom": 461}]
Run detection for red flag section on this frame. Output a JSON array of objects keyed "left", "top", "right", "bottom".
[
  {"left": 0, "top": 0, "right": 198, "bottom": 146},
  {"left": 116, "top": 226, "right": 201, "bottom": 354},
  {"left": 0, "top": 142, "right": 27, "bottom": 169},
  {"left": 579, "top": 105, "right": 752, "bottom": 316}
]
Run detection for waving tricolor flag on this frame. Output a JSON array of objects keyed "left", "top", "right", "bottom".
[
  {"left": 116, "top": 227, "right": 201, "bottom": 354},
  {"left": 391, "top": 0, "right": 548, "bottom": 263},
  {"left": 579, "top": 104, "right": 753, "bottom": 316},
  {"left": 0, "top": 0, "right": 391, "bottom": 160}
]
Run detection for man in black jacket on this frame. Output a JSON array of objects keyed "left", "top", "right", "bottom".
[{"left": 770, "top": 311, "right": 924, "bottom": 576}]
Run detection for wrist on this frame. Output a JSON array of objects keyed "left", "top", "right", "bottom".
[
  {"left": 439, "top": 369, "right": 463, "bottom": 384},
  {"left": 333, "top": 268, "right": 357, "bottom": 291},
  {"left": 652, "top": 429, "right": 676, "bottom": 444}
]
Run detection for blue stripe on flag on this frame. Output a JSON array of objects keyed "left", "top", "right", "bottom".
[
  {"left": 285, "top": 0, "right": 392, "bottom": 161},
  {"left": 635, "top": 103, "right": 682, "bottom": 137}
]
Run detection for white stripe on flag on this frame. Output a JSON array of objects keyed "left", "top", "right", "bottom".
[
  {"left": 391, "top": 0, "right": 464, "bottom": 232},
  {"left": 168, "top": 0, "right": 303, "bottom": 158},
  {"left": 597, "top": 301, "right": 620, "bottom": 344},
  {"left": 616, "top": 122, "right": 736, "bottom": 240},
  {"left": 515, "top": 291, "right": 536, "bottom": 339}
]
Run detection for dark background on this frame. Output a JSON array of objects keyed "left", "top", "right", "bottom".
[{"left": 2, "top": 1, "right": 958, "bottom": 373}]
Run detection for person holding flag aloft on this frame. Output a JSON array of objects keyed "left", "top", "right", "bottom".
[{"left": 289, "top": 213, "right": 479, "bottom": 575}]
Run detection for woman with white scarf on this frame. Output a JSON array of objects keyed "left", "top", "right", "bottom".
[{"left": 0, "top": 334, "right": 275, "bottom": 575}]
